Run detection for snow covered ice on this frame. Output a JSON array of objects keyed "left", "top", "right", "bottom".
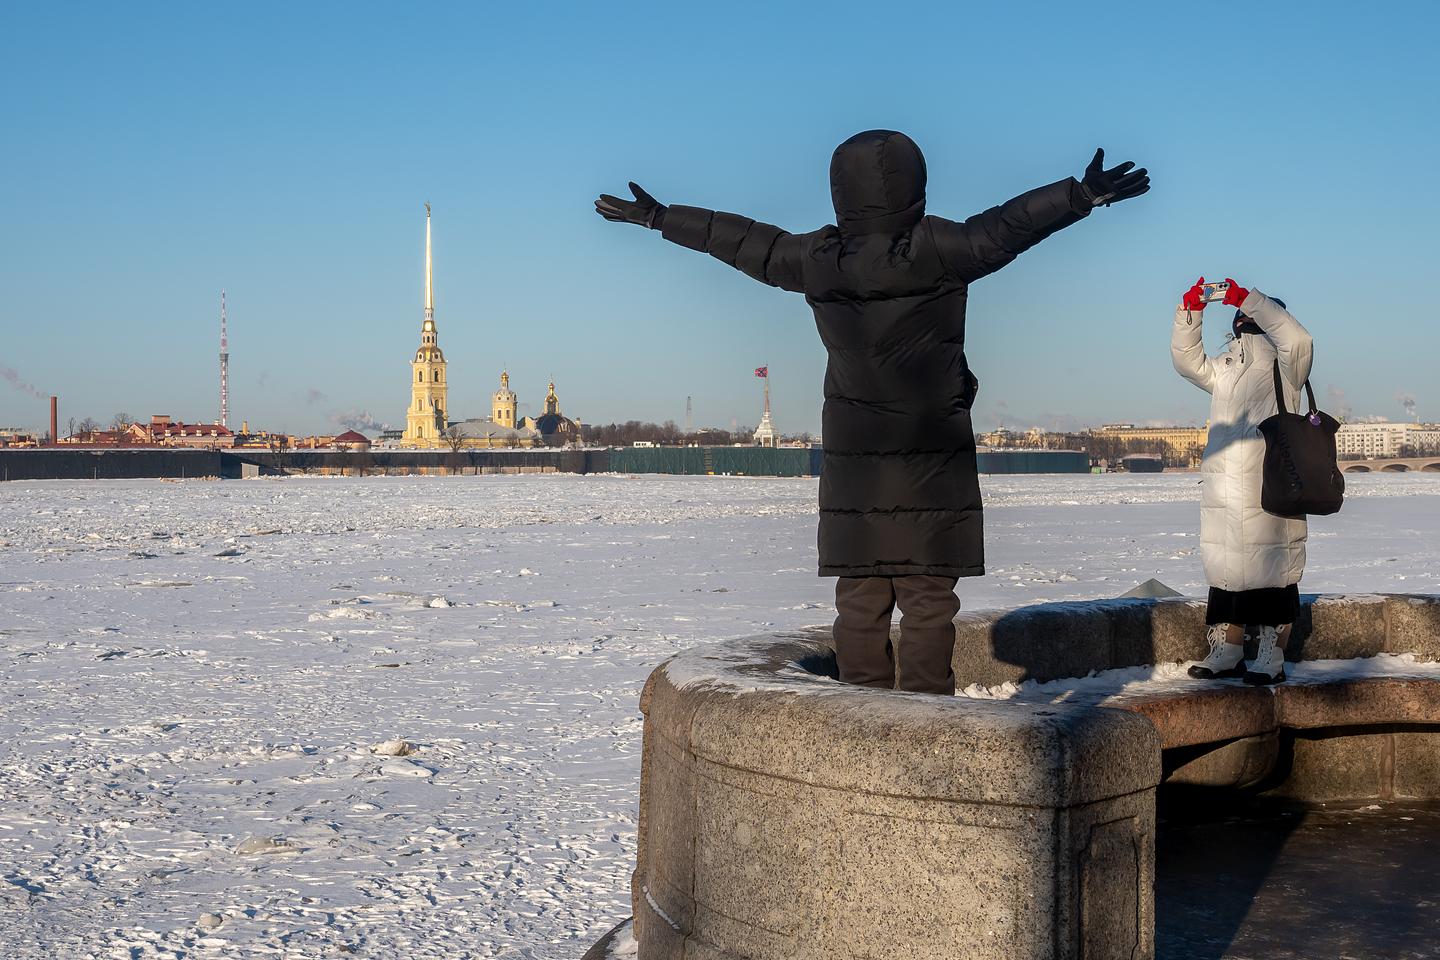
[{"left": 2, "top": 472, "right": 1439, "bottom": 958}]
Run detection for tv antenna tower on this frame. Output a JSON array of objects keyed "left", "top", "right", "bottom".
[
  {"left": 685, "top": 395, "right": 693, "bottom": 434},
  {"left": 219, "top": 291, "right": 230, "bottom": 428}
]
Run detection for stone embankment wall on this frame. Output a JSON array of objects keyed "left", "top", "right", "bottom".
[
  {"left": 0, "top": 449, "right": 222, "bottom": 481},
  {"left": 631, "top": 594, "right": 1440, "bottom": 960},
  {"left": 0, "top": 447, "right": 825, "bottom": 480}
]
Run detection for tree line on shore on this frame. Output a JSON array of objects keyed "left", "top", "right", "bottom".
[{"left": 580, "top": 420, "right": 815, "bottom": 447}]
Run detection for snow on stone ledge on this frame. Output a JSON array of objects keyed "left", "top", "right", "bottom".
[{"left": 958, "top": 653, "right": 1440, "bottom": 707}]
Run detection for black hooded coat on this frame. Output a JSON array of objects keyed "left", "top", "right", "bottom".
[{"left": 660, "top": 131, "right": 1093, "bottom": 577}]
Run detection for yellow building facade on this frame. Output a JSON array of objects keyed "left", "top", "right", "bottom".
[
  {"left": 403, "top": 204, "right": 449, "bottom": 447},
  {"left": 1094, "top": 423, "right": 1209, "bottom": 464}
]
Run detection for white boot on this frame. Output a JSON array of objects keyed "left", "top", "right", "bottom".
[
  {"left": 1188, "top": 624, "right": 1246, "bottom": 679},
  {"left": 1244, "top": 626, "right": 1288, "bottom": 685}
]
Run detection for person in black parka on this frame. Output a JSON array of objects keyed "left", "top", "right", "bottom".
[{"left": 597, "top": 131, "right": 1149, "bottom": 693}]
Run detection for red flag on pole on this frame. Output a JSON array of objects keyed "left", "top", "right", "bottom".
[{"left": 754, "top": 366, "right": 768, "bottom": 378}]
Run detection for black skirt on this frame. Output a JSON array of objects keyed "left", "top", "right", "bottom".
[{"left": 1206, "top": 585, "right": 1301, "bottom": 627}]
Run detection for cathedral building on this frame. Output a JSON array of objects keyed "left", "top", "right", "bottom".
[
  {"left": 397, "top": 206, "right": 581, "bottom": 449},
  {"left": 448, "top": 371, "right": 538, "bottom": 447},
  {"left": 402, "top": 204, "right": 448, "bottom": 446},
  {"left": 520, "top": 380, "right": 582, "bottom": 446}
]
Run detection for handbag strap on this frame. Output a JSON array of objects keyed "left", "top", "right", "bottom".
[{"left": 1272, "top": 359, "right": 1318, "bottom": 416}]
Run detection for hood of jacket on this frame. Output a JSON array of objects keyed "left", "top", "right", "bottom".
[
  {"left": 1234, "top": 296, "right": 1285, "bottom": 337},
  {"left": 829, "top": 130, "right": 927, "bottom": 235}
]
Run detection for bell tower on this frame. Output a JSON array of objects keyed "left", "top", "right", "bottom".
[
  {"left": 404, "top": 203, "right": 448, "bottom": 445},
  {"left": 491, "top": 371, "right": 518, "bottom": 428}
]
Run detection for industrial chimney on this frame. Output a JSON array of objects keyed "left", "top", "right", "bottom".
[{"left": 50, "top": 396, "right": 58, "bottom": 446}]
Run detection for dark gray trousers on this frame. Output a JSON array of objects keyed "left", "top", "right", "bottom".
[{"left": 833, "top": 575, "right": 960, "bottom": 695}]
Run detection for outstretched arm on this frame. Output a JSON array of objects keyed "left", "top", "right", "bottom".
[
  {"left": 596, "top": 182, "right": 804, "bottom": 293},
  {"left": 660, "top": 205, "right": 805, "bottom": 293},
  {"left": 1172, "top": 278, "right": 1216, "bottom": 393},
  {"left": 927, "top": 148, "right": 1150, "bottom": 283}
]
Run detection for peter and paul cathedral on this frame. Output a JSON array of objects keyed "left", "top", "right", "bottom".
[
  {"left": 403, "top": 203, "right": 448, "bottom": 446},
  {"left": 399, "top": 205, "right": 581, "bottom": 448}
]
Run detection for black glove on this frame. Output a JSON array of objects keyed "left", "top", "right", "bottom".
[
  {"left": 1080, "top": 148, "right": 1150, "bottom": 207},
  {"left": 595, "top": 182, "right": 667, "bottom": 229}
]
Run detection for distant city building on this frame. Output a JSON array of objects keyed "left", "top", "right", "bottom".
[
  {"left": 231, "top": 420, "right": 296, "bottom": 450},
  {"left": 977, "top": 427, "right": 1021, "bottom": 447},
  {"left": 1095, "top": 423, "right": 1209, "bottom": 450},
  {"left": 978, "top": 423, "right": 1207, "bottom": 467},
  {"left": 0, "top": 428, "right": 38, "bottom": 448},
  {"left": 57, "top": 416, "right": 234, "bottom": 449},
  {"left": 993, "top": 426, "right": 1049, "bottom": 449},
  {"left": 59, "top": 425, "right": 145, "bottom": 446},
  {"left": 979, "top": 426, "right": 1088, "bottom": 451},
  {"left": 293, "top": 435, "right": 339, "bottom": 449},
  {"left": 145, "top": 416, "right": 235, "bottom": 448},
  {"left": 1336, "top": 421, "right": 1440, "bottom": 459},
  {"left": 333, "top": 430, "right": 372, "bottom": 451},
  {"left": 1094, "top": 423, "right": 1208, "bottom": 466},
  {"left": 980, "top": 419, "right": 1440, "bottom": 466}
]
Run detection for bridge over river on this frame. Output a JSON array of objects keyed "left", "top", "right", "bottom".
[{"left": 1342, "top": 456, "right": 1440, "bottom": 472}]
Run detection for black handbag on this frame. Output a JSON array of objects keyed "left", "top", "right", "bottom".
[{"left": 1258, "top": 360, "right": 1344, "bottom": 517}]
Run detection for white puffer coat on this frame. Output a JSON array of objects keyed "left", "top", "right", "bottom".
[{"left": 1171, "top": 290, "right": 1313, "bottom": 592}]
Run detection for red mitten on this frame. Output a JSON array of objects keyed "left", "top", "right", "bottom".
[
  {"left": 1181, "top": 276, "right": 1206, "bottom": 312},
  {"left": 1222, "top": 278, "right": 1251, "bottom": 308}
]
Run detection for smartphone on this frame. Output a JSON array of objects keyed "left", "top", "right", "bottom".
[{"left": 1201, "top": 281, "right": 1231, "bottom": 303}]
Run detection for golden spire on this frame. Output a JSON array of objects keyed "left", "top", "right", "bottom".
[{"left": 424, "top": 202, "right": 433, "bottom": 315}]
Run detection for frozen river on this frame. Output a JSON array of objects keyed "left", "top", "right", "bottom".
[{"left": 2, "top": 473, "right": 1438, "bottom": 958}]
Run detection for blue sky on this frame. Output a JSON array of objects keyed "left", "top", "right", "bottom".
[{"left": 2, "top": 1, "right": 1437, "bottom": 436}]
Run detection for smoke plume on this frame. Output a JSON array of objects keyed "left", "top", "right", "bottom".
[
  {"left": 306, "top": 388, "right": 327, "bottom": 406},
  {"left": 1, "top": 365, "right": 46, "bottom": 400},
  {"left": 329, "top": 409, "right": 390, "bottom": 434},
  {"left": 1326, "top": 386, "right": 1352, "bottom": 422},
  {"left": 1395, "top": 391, "right": 1418, "bottom": 420}
]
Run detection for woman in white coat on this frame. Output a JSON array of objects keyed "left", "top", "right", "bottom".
[{"left": 1172, "top": 277, "right": 1313, "bottom": 684}]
